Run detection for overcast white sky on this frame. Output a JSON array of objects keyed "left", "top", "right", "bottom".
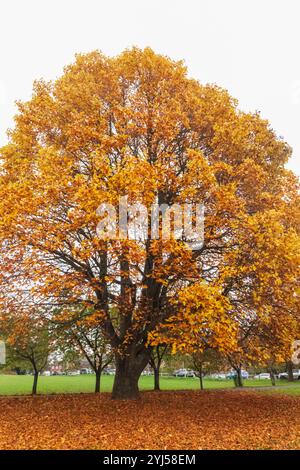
[{"left": 0, "top": 0, "right": 299, "bottom": 176}]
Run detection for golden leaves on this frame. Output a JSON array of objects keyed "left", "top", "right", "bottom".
[
  {"left": 0, "top": 391, "right": 299, "bottom": 450},
  {"left": 150, "top": 282, "right": 237, "bottom": 354},
  {"left": 0, "top": 47, "right": 299, "bottom": 367}
]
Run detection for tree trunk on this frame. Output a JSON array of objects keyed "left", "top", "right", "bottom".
[
  {"left": 95, "top": 370, "right": 101, "bottom": 393},
  {"left": 237, "top": 368, "right": 243, "bottom": 387},
  {"left": 199, "top": 364, "right": 204, "bottom": 390},
  {"left": 154, "top": 367, "right": 160, "bottom": 391},
  {"left": 270, "top": 370, "right": 276, "bottom": 387},
  {"left": 112, "top": 348, "right": 151, "bottom": 400},
  {"left": 32, "top": 371, "right": 39, "bottom": 395},
  {"left": 234, "top": 367, "right": 243, "bottom": 387},
  {"left": 287, "top": 361, "right": 294, "bottom": 382}
]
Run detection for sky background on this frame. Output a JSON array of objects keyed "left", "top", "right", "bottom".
[{"left": 0, "top": 0, "right": 299, "bottom": 176}]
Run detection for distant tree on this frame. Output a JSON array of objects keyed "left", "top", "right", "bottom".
[
  {"left": 192, "top": 349, "right": 226, "bottom": 390},
  {"left": 54, "top": 309, "right": 113, "bottom": 393},
  {"left": 266, "top": 359, "right": 277, "bottom": 387},
  {"left": 0, "top": 313, "right": 51, "bottom": 395},
  {"left": 286, "top": 360, "right": 294, "bottom": 382},
  {"left": 149, "top": 345, "right": 169, "bottom": 391}
]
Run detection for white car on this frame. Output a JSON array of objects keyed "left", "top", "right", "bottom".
[
  {"left": 279, "top": 370, "right": 300, "bottom": 380},
  {"left": 293, "top": 370, "right": 300, "bottom": 379},
  {"left": 213, "top": 373, "right": 227, "bottom": 380},
  {"left": 173, "top": 369, "right": 195, "bottom": 378},
  {"left": 278, "top": 372, "right": 288, "bottom": 379},
  {"left": 254, "top": 373, "right": 271, "bottom": 380},
  {"left": 208, "top": 373, "right": 227, "bottom": 379},
  {"left": 67, "top": 370, "right": 80, "bottom": 376},
  {"left": 80, "top": 368, "right": 93, "bottom": 374}
]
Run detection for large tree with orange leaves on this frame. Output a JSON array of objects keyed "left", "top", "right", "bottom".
[{"left": 0, "top": 48, "right": 299, "bottom": 399}]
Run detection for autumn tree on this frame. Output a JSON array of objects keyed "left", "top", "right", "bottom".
[
  {"left": 152, "top": 185, "right": 300, "bottom": 387},
  {"left": 149, "top": 345, "right": 169, "bottom": 391},
  {"left": 0, "top": 313, "right": 51, "bottom": 395},
  {"left": 192, "top": 348, "right": 225, "bottom": 390},
  {"left": 0, "top": 47, "right": 299, "bottom": 399},
  {"left": 54, "top": 309, "right": 113, "bottom": 392}
]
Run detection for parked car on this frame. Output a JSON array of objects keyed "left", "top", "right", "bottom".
[
  {"left": 173, "top": 368, "right": 195, "bottom": 378},
  {"left": 226, "top": 370, "right": 249, "bottom": 380},
  {"left": 209, "top": 373, "right": 227, "bottom": 380},
  {"left": 217, "top": 373, "right": 227, "bottom": 379},
  {"left": 186, "top": 370, "right": 196, "bottom": 377},
  {"left": 278, "top": 372, "right": 288, "bottom": 379},
  {"left": 80, "top": 368, "right": 93, "bottom": 375},
  {"left": 226, "top": 371, "right": 235, "bottom": 379},
  {"left": 279, "top": 370, "right": 300, "bottom": 380},
  {"left": 42, "top": 370, "right": 51, "bottom": 376},
  {"left": 173, "top": 368, "right": 187, "bottom": 377},
  {"left": 67, "top": 370, "right": 80, "bottom": 376},
  {"left": 254, "top": 373, "right": 271, "bottom": 380},
  {"left": 293, "top": 370, "right": 300, "bottom": 380},
  {"left": 103, "top": 368, "right": 116, "bottom": 375}
]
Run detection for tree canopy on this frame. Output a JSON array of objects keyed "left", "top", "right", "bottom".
[{"left": 0, "top": 47, "right": 299, "bottom": 398}]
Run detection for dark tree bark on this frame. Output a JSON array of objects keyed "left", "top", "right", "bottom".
[
  {"left": 32, "top": 371, "right": 39, "bottom": 395},
  {"left": 149, "top": 346, "right": 168, "bottom": 392},
  {"left": 199, "top": 364, "right": 204, "bottom": 390},
  {"left": 287, "top": 361, "right": 294, "bottom": 382},
  {"left": 70, "top": 327, "right": 113, "bottom": 394},
  {"left": 95, "top": 369, "right": 101, "bottom": 393},
  {"left": 270, "top": 370, "right": 276, "bottom": 387},
  {"left": 233, "top": 367, "right": 243, "bottom": 387},
  {"left": 153, "top": 367, "right": 160, "bottom": 391},
  {"left": 112, "top": 348, "right": 151, "bottom": 399},
  {"left": 112, "top": 366, "right": 140, "bottom": 399}
]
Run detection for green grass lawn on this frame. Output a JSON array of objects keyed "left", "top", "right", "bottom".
[
  {"left": 1, "top": 373, "right": 299, "bottom": 396},
  {"left": 263, "top": 382, "right": 300, "bottom": 396}
]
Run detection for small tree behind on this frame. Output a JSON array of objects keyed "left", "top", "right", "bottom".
[
  {"left": 192, "top": 349, "right": 226, "bottom": 390},
  {"left": 55, "top": 310, "right": 113, "bottom": 393},
  {"left": 1, "top": 314, "right": 51, "bottom": 395},
  {"left": 149, "top": 345, "right": 169, "bottom": 391}
]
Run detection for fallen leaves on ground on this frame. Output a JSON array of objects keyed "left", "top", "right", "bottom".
[{"left": 0, "top": 390, "right": 299, "bottom": 450}]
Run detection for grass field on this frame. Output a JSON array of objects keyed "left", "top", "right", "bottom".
[
  {"left": 1, "top": 373, "right": 300, "bottom": 395},
  {"left": 264, "top": 382, "right": 300, "bottom": 396}
]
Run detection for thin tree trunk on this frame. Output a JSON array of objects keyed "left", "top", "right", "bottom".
[
  {"left": 199, "top": 364, "right": 204, "bottom": 390},
  {"left": 95, "top": 370, "right": 101, "bottom": 393},
  {"left": 154, "top": 367, "right": 160, "bottom": 391},
  {"left": 287, "top": 361, "right": 294, "bottom": 382},
  {"left": 32, "top": 371, "right": 39, "bottom": 395},
  {"left": 270, "top": 370, "right": 276, "bottom": 386},
  {"left": 237, "top": 368, "right": 243, "bottom": 387}
]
